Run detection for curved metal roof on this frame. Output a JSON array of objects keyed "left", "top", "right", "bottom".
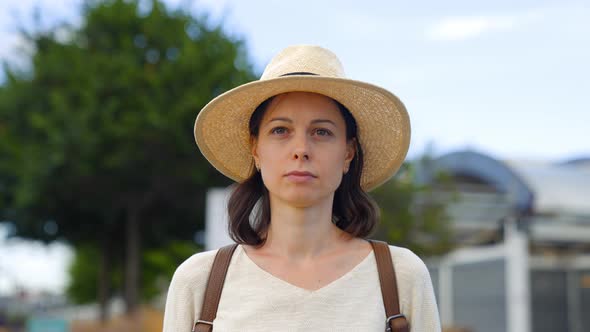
[
  {"left": 418, "top": 150, "right": 590, "bottom": 216},
  {"left": 416, "top": 150, "right": 534, "bottom": 213},
  {"left": 504, "top": 159, "right": 590, "bottom": 215}
]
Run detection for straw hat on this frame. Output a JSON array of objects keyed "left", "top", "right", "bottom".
[{"left": 194, "top": 45, "right": 410, "bottom": 191}]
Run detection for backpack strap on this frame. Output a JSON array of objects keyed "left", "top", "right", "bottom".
[
  {"left": 369, "top": 239, "right": 410, "bottom": 332},
  {"left": 193, "top": 243, "right": 238, "bottom": 332}
]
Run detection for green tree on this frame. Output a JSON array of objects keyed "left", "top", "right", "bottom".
[
  {"left": 371, "top": 161, "right": 455, "bottom": 257},
  {"left": 67, "top": 240, "right": 199, "bottom": 304},
  {"left": 0, "top": 0, "right": 256, "bottom": 318}
]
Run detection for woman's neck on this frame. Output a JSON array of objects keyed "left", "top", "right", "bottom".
[{"left": 260, "top": 196, "right": 352, "bottom": 260}]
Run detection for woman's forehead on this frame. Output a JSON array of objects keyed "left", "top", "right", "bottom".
[{"left": 262, "top": 92, "right": 343, "bottom": 123}]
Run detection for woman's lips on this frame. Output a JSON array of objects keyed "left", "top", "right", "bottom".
[{"left": 284, "top": 171, "right": 317, "bottom": 182}]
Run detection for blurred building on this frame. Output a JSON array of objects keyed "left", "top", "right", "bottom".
[
  {"left": 0, "top": 291, "right": 68, "bottom": 330},
  {"left": 416, "top": 150, "right": 590, "bottom": 332}
]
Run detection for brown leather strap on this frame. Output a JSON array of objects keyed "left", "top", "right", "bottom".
[
  {"left": 369, "top": 240, "right": 410, "bottom": 332},
  {"left": 193, "top": 244, "right": 238, "bottom": 332}
]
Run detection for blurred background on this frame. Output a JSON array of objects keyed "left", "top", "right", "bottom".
[{"left": 0, "top": 0, "right": 588, "bottom": 331}]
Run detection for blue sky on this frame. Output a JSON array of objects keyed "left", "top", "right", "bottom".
[
  {"left": 177, "top": 0, "right": 590, "bottom": 161},
  {"left": 0, "top": 0, "right": 588, "bottom": 293},
  {"left": 2, "top": 0, "right": 589, "bottom": 160}
]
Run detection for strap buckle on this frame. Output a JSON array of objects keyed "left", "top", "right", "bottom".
[
  {"left": 385, "top": 314, "right": 406, "bottom": 332},
  {"left": 192, "top": 320, "right": 213, "bottom": 332}
]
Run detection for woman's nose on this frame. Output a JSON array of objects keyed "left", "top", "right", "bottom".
[
  {"left": 292, "top": 134, "right": 310, "bottom": 161},
  {"left": 293, "top": 149, "right": 309, "bottom": 160}
]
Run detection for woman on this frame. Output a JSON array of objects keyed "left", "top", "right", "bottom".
[{"left": 163, "top": 45, "right": 441, "bottom": 331}]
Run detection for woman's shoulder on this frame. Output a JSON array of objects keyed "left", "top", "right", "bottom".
[
  {"left": 163, "top": 248, "right": 226, "bottom": 331},
  {"left": 383, "top": 244, "right": 441, "bottom": 329},
  {"left": 169, "top": 248, "right": 220, "bottom": 287},
  {"left": 386, "top": 244, "right": 432, "bottom": 280}
]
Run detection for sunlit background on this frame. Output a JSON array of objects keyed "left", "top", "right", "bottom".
[{"left": 0, "top": 0, "right": 588, "bottom": 331}]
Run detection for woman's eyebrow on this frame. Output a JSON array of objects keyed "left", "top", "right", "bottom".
[
  {"left": 310, "top": 119, "right": 336, "bottom": 126},
  {"left": 267, "top": 117, "right": 292, "bottom": 123},
  {"left": 266, "top": 118, "right": 337, "bottom": 126}
]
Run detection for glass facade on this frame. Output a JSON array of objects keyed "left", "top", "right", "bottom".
[
  {"left": 531, "top": 270, "right": 569, "bottom": 332},
  {"left": 452, "top": 259, "right": 507, "bottom": 332}
]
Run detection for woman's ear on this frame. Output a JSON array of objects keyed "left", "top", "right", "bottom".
[
  {"left": 344, "top": 138, "right": 356, "bottom": 172},
  {"left": 251, "top": 137, "right": 260, "bottom": 170}
]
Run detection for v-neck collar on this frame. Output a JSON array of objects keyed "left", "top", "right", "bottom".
[{"left": 236, "top": 244, "right": 375, "bottom": 295}]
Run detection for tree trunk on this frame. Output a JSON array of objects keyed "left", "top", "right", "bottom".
[
  {"left": 125, "top": 206, "right": 140, "bottom": 315},
  {"left": 98, "top": 234, "right": 112, "bottom": 322}
]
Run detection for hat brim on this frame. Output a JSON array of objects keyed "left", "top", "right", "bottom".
[{"left": 194, "top": 75, "right": 410, "bottom": 191}]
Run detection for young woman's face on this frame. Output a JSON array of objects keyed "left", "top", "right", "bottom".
[{"left": 252, "top": 92, "right": 355, "bottom": 208}]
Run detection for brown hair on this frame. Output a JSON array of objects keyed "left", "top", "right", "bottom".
[{"left": 227, "top": 95, "right": 380, "bottom": 246}]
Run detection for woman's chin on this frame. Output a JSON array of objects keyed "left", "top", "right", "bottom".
[{"left": 273, "top": 189, "right": 334, "bottom": 208}]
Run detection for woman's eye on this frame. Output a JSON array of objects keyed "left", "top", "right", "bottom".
[
  {"left": 314, "top": 128, "right": 333, "bottom": 136},
  {"left": 270, "top": 127, "right": 288, "bottom": 135}
]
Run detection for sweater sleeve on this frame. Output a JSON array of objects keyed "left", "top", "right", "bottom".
[
  {"left": 390, "top": 246, "right": 442, "bottom": 332},
  {"left": 162, "top": 249, "right": 218, "bottom": 332}
]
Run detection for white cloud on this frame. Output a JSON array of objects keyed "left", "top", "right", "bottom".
[
  {"left": 427, "top": 10, "right": 543, "bottom": 42},
  {"left": 428, "top": 16, "right": 513, "bottom": 41}
]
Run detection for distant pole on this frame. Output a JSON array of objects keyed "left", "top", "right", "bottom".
[
  {"left": 205, "top": 188, "right": 233, "bottom": 250},
  {"left": 505, "top": 217, "right": 531, "bottom": 332}
]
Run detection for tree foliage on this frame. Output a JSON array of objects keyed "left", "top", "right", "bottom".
[
  {"left": 67, "top": 240, "right": 199, "bottom": 304},
  {"left": 0, "top": 0, "right": 256, "bottom": 314},
  {"left": 371, "top": 162, "right": 455, "bottom": 257}
]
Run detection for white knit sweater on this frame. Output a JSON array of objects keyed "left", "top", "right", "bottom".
[{"left": 163, "top": 244, "right": 441, "bottom": 332}]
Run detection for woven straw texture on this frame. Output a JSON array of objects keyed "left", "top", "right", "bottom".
[{"left": 194, "top": 45, "right": 410, "bottom": 191}]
